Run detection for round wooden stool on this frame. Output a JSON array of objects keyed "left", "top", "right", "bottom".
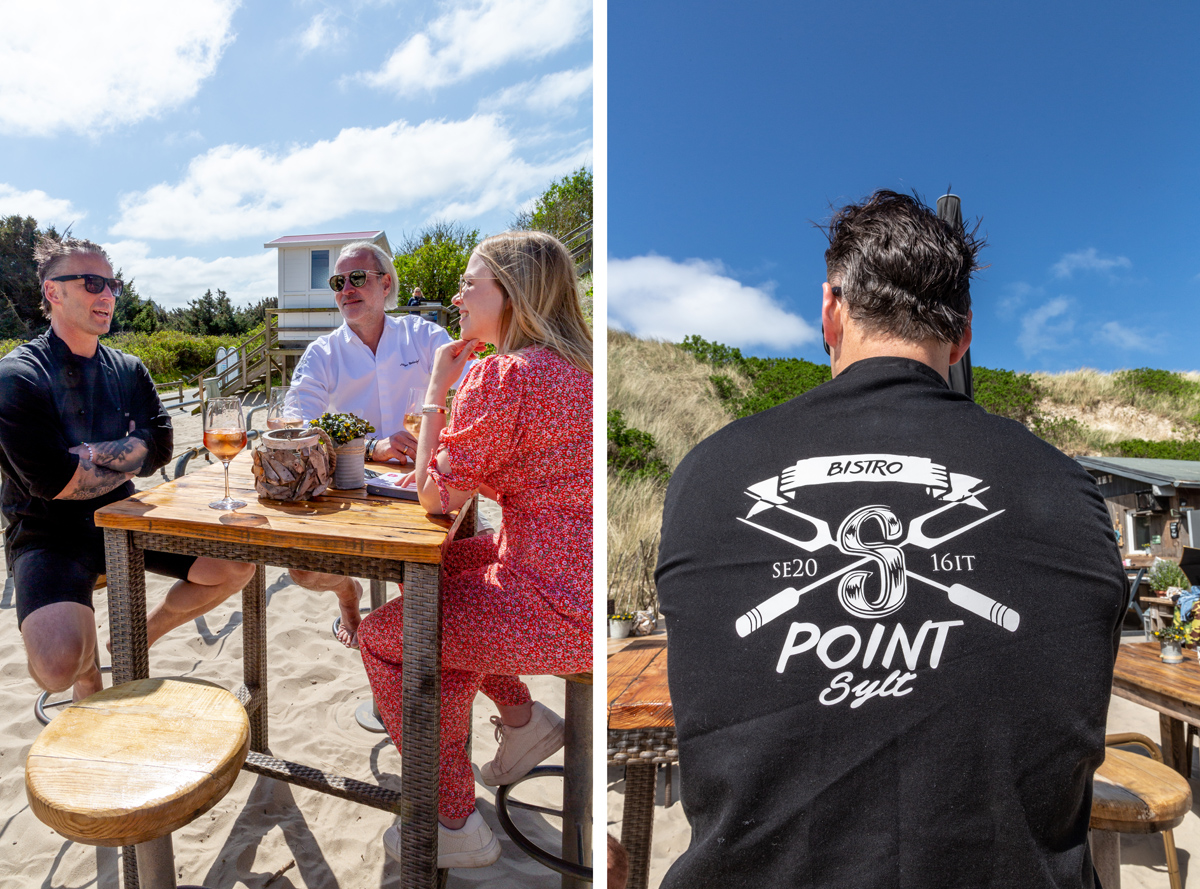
[
  {"left": 25, "top": 677, "right": 249, "bottom": 889},
  {"left": 494, "top": 672, "right": 593, "bottom": 888},
  {"left": 1090, "top": 734, "right": 1192, "bottom": 889}
]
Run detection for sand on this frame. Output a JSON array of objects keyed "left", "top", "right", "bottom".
[
  {"left": 607, "top": 631, "right": 1200, "bottom": 889},
  {"left": 1, "top": 402, "right": 566, "bottom": 888}
]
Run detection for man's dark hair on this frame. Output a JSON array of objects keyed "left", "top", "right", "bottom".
[
  {"left": 822, "top": 190, "right": 983, "bottom": 345},
  {"left": 33, "top": 234, "right": 112, "bottom": 318}
]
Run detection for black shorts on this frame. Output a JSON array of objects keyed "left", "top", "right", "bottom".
[{"left": 14, "top": 547, "right": 198, "bottom": 629}]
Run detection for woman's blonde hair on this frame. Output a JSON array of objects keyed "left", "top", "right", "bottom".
[{"left": 474, "top": 230, "right": 593, "bottom": 374}]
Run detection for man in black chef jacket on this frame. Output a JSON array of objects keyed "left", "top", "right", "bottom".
[
  {"left": 0, "top": 236, "right": 255, "bottom": 703},
  {"left": 656, "top": 191, "right": 1126, "bottom": 889}
]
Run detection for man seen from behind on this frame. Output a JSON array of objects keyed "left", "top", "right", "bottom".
[{"left": 655, "top": 190, "right": 1126, "bottom": 888}]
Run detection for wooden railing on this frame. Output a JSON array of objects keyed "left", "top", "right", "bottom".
[{"left": 561, "top": 220, "right": 593, "bottom": 274}]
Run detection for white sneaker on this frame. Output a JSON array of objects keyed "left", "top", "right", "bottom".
[
  {"left": 479, "top": 701, "right": 565, "bottom": 786},
  {"left": 383, "top": 810, "right": 501, "bottom": 869}
]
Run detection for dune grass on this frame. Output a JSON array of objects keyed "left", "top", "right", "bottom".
[{"left": 606, "top": 330, "right": 745, "bottom": 613}]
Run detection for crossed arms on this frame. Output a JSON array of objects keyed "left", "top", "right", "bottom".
[{"left": 56, "top": 424, "right": 149, "bottom": 500}]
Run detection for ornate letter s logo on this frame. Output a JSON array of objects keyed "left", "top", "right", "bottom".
[{"left": 836, "top": 505, "right": 907, "bottom": 619}]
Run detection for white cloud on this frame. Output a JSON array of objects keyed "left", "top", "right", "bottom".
[
  {"left": 1094, "top": 321, "right": 1155, "bottom": 352},
  {"left": 358, "top": 0, "right": 591, "bottom": 95},
  {"left": 104, "top": 240, "right": 276, "bottom": 310},
  {"left": 298, "top": 10, "right": 344, "bottom": 54},
  {"left": 487, "top": 66, "right": 593, "bottom": 114},
  {"left": 0, "top": 184, "right": 83, "bottom": 228},
  {"left": 112, "top": 115, "right": 590, "bottom": 242},
  {"left": 0, "top": 1, "right": 236, "bottom": 137},
  {"left": 609, "top": 255, "right": 819, "bottom": 351},
  {"left": 1018, "top": 297, "right": 1075, "bottom": 357},
  {"left": 1051, "top": 248, "right": 1132, "bottom": 279}
]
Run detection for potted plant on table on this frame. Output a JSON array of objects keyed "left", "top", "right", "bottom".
[
  {"left": 609, "top": 612, "right": 635, "bottom": 640},
  {"left": 1154, "top": 621, "right": 1191, "bottom": 664},
  {"left": 309, "top": 412, "right": 375, "bottom": 490}
]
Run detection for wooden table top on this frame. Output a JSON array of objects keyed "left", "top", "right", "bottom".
[
  {"left": 25, "top": 678, "right": 249, "bottom": 847},
  {"left": 608, "top": 635, "right": 673, "bottom": 731},
  {"left": 1113, "top": 642, "right": 1200, "bottom": 727},
  {"left": 95, "top": 457, "right": 454, "bottom": 564}
]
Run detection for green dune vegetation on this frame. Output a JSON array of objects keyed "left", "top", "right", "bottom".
[{"left": 607, "top": 330, "right": 1200, "bottom": 613}]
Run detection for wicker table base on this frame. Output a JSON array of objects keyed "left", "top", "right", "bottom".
[
  {"left": 99, "top": 482, "right": 476, "bottom": 889},
  {"left": 608, "top": 728, "right": 679, "bottom": 889}
]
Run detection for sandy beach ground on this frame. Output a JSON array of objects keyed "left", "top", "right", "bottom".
[
  {"left": 2, "top": 400, "right": 573, "bottom": 888},
  {"left": 607, "top": 630, "right": 1200, "bottom": 889}
]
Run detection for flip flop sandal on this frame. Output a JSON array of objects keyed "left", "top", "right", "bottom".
[{"left": 331, "top": 616, "right": 361, "bottom": 650}]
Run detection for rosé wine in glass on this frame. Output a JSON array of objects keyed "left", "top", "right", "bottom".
[{"left": 204, "top": 397, "right": 247, "bottom": 510}]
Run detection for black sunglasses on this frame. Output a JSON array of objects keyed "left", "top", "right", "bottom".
[
  {"left": 329, "top": 270, "right": 386, "bottom": 292},
  {"left": 50, "top": 274, "right": 123, "bottom": 296}
]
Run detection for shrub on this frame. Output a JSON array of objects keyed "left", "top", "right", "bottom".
[
  {"left": 1149, "top": 558, "right": 1190, "bottom": 592},
  {"left": 1114, "top": 368, "right": 1200, "bottom": 400},
  {"left": 102, "top": 330, "right": 240, "bottom": 381},
  {"left": 974, "top": 366, "right": 1041, "bottom": 424},
  {"left": 608, "top": 410, "right": 670, "bottom": 482},
  {"left": 679, "top": 335, "right": 831, "bottom": 417},
  {"left": 1114, "top": 439, "right": 1200, "bottom": 461}
]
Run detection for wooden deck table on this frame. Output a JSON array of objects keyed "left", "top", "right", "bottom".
[
  {"left": 1112, "top": 642, "right": 1200, "bottom": 775},
  {"left": 95, "top": 458, "right": 473, "bottom": 889},
  {"left": 607, "top": 635, "right": 675, "bottom": 889}
]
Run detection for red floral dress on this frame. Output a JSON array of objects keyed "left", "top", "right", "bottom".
[{"left": 358, "top": 346, "right": 592, "bottom": 818}]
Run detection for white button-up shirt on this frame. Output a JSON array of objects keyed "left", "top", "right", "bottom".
[{"left": 290, "top": 314, "right": 455, "bottom": 437}]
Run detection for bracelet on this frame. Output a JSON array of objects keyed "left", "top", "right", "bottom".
[
  {"left": 365, "top": 438, "right": 377, "bottom": 459},
  {"left": 421, "top": 404, "right": 448, "bottom": 414},
  {"left": 85, "top": 443, "right": 96, "bottom": 463}
]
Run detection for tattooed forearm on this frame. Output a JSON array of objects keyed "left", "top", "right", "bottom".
[
  {"left": 55, "top": 460, "right": 134, "bottom": 500},
  {"left": 85, "top": 435, "right": 149, "bottom": 472}
]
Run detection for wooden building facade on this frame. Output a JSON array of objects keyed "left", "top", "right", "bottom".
[{"left": 1076, "top": 456, "right": 1200, "bottom": 564}]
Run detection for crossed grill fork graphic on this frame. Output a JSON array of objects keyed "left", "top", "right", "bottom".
[{"left": 735, "top": 494, "right": 1020, "bottom": 638}]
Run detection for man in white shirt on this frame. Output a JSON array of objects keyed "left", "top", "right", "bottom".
[{"left": 289, "top": 239, "right": 454, "bottom": 646}]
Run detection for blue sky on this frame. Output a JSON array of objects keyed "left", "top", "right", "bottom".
[
  {"left": 0, "top": 0, "right": 592, "bottom": 310},
  {"left": 607, "top": 1, "right": 1200, "bottom": 373}
]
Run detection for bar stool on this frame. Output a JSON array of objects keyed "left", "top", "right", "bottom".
[
  {"left": 25, "top": 677, "right": 249, "bottom": 889},
  {"left": 1090, "top": 733, "right": 1192, "bottom": 889},
  {"left": 494, "top": 672, "right": 593, "bottom": 887}
]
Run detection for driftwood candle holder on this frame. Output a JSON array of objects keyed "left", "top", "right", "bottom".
[{"left": 251, "top": 427, "right": 337, "bottom": 501}]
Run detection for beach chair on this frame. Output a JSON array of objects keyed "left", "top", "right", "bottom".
[
  {"left": 25, "top": 677, "right": 249, "bottom": 889},
  {"left": 493, "top": 672, "right": 593, "bottom": 887},
  {"left": 1090, "top": 733, "right": 1191, "bottom": 889}
]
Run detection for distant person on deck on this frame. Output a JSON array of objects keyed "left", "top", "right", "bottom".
[
  {"left": 655, "top": 191, "right": 1127, "bottom": 889},
  {"left": 287, "top": 241, "right": 454, "bottom": 647},
  {"left": 406, "top": 286, "right": 424, "bottom": 306},
  {"left": 0, "top": 236, "right": 255, "bottom": 703}
]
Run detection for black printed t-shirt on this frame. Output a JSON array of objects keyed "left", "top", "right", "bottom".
[
  {"left": 0, "top": 329, "right": 173, "bottom": 573},
  {"left": 655, "top": 357, "right": 1126, "bottom": 889}
]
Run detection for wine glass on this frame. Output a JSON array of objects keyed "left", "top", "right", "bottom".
[
  {"left": 204, "top": 397, "right": 248, "bottom": 510},
  {"left": 403, "top": 387, "right": 424, "bottom": 441},
  {"left": 266, "top": 386, "right": 302, "bottom": 430}
]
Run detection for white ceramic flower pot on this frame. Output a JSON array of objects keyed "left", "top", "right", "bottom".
[
  {"left": 1161, "top": 639, "right": 1184, "bottom": 664},
  {"left": 609, "top": 619, "right": 633, "bottom": 640}
]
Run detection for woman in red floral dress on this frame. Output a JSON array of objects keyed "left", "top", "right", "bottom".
[{"left": 357, "top": 230, "right": 592, "bottom": 869}]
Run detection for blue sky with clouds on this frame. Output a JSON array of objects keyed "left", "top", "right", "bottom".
[
  {"left": 607, "top": 0, "right": 1200, "bottom": 373},
  {"left": 1, "top": 0, "right": 592, "bottom": 310}
]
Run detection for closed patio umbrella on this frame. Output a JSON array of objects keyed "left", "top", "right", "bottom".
[{"left": 937, "top": 192, "right": 974, "bottom": 401}]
